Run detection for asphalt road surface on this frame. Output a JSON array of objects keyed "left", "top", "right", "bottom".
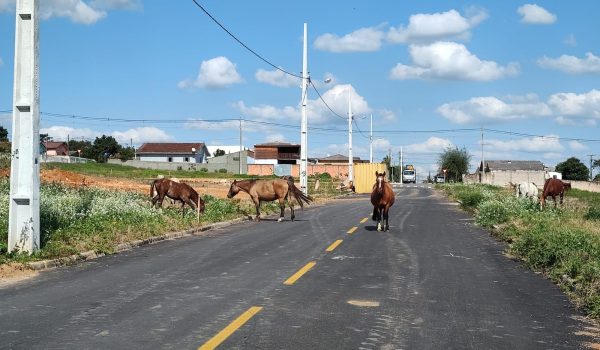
[{"left": 1, "top": 185, "right": 597, "bottom": 349}]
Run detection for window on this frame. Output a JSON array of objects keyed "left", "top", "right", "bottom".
[
  {"left": 168, "top": 157, "right": 173, "bottom": 162},
  {"left": 184, "top": 157, "right": 189, "bottom": 162}
]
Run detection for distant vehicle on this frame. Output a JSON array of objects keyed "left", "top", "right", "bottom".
[
  {"left": 402, "top": 165, "right": 416, "bottom": 183},
  {"left": 435, "top": 175, "right": 445, "bottom": 183}
]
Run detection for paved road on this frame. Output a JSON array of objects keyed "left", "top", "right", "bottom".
[{"left": 0, "top": 185, "right": 596, "bottom": 349}]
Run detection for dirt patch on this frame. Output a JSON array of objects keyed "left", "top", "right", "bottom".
[
  {"left": 0, "top": 263, "right": 38, "bottom": 287},
  {"left": 39, "top": 169, "right": 236, "bottom": 199}
]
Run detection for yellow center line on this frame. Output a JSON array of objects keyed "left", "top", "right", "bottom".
[
  {"left": 283, "top": 261, "right": 316, "bottom": 285},
  {"left": 347, "top": 226, "right": 358, "bottom": 234},
  {"left": 360, "top": 217, "right": 368, "bottom": 224},
  {"left": 198, "top": 306, "right": 263, "bottom": 350},
  {"left": 325, "top": 239, "right": 343, "bottom": 252}
]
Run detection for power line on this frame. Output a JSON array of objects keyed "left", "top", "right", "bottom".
[
  {"left": 309, "top": 80, "right": 346, "bottom": 120},
  {"left": 189, "top": 0, "right": 303, "bottom": 79}
]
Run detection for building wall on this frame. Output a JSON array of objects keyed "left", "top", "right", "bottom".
[
  {"left": 254, "top": 147, "right": 278, "bottom": 160},
  {"left": 464, "top": 170, "right": 546, "bottom": 187},
  {"left": 109, "top": 158, "right": 244, "bottom": 173}
]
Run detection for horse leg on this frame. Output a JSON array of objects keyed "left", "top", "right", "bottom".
[
  {"left": 377, "top": 207, "right": 383, "bottom": 231},
  {"left": 254, "top": 198, "right": 261, "bottom": 222},
  {"left": 288, "top": 199, "right": 295, "bottom": 221},
  {"left": 278, "top": 198, "right": 285, "bottom": 222},
  {"left": 372, "top": 206, "right": 377, "bottom": 221},
  {"left": 384, "top": 206, "right": 390, "bottom": 231}
]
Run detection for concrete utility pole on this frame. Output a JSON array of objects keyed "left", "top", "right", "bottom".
[
  {"left": 347, "top": 89, "right": 353, "bottom": 184},
  {"left": 299, "top": 23, "right": 309, "bottom": 195},
  {"left": 369, "top": 114, "right": 373, "bottom": 163},
  {"left": 588, "top": 154, "right": 595, "bottom": 181},
  {"left": 9, "top": 0, "right": 40, "bottom": 253},
  {"left": 239, "top": 116, "right": 243, "bottom": 175}
]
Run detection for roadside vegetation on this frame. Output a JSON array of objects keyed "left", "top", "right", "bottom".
[
  {"left": 0, "top": 179, "right": 281, "bottom": 265},
  {"left": 440, "top": 183, "right": 600, "bottom": 318}
]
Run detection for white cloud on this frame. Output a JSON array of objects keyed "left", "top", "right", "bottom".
[
  {"left": 264, "top": 133, "right": 287, "bottom": 143},
  {"left": 314, "top": 26, "right": 385, "bottom": 53},
  {"left": 40, "top": 0, "right": 106, "bottom": 25},
  {"left": 568, "top": 141, "right": 588, "bottom": 151},
  {"left": 89, "top": 0, "right": 141, "bottom": 10},
  {"left": 387, "top": 9, "right": 487, "bottom": 44},
  {"left": 390, "top": 42, "right": 519, "bottom": 81},
  {"left": 404, "top": 137, "right": 454, "bottom": 154},
  {"left": 255, "top": 68, "right": 301, "bottom": 88},
  {"left": 111, "top": 127, "right": 173, "bottom": 144},
  {"left": 185, "top": 119, "right": 247, "bottom": 132},
  {"left": 0, "top": 57, "right": 3, "bottom": 67},
  {"left": 517, "top": 4, "right": 557, "bottom": 24},
  {"left": 537, "top": 53, "right": 600, "bottom": 74},
  {"left": 178, "top": 56, "right": 243, "bottom": 90},
  {"left": 437, "top": 94, "right": 552, "bottom": 124},
  {"left": 40, "top": 125, "right": 173, "bottom": 144},
  {"left": 485, "top": 135, "right": 564, "bottom": 153},
  {"left": 548, "top": 89, "right": 600, "bottom": 119},
  {"left": 231, "top": 84, "right": 371, "bottom": 126},
  {"left": 0, "top": 0, "right": 138, "bottom": 23},
  {"left": 377, "top": 109, "right": 397, "bottom": 122}
]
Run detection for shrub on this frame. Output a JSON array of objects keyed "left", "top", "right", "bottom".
[
  {"left": 584, "top": 206, "right": 600, "bottom": 221},
  {"left": 218, "top": 168, "right": 227, "bottom": 173}
]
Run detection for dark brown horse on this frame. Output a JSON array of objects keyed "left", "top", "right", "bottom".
[
  {"left": 371, "top": 171, "right": 395, "bottom": 231},
  {"left": 540, "top": 178, "right": 571, "bottom": 209},
  {"left": 150, "top": 178, "right": 205, "bottom": 216},
  {"left": 227, "top": 178, "right": 312, "bottom": 222}
]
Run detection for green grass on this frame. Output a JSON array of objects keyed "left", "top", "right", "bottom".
[
  {"left": 43, "top": 162, "right": 278, "bottom": 180},
  {"left": 440, "top": 183, "right": 600, "bottom": 318},
  {"left": 0, "top": 179, "right": 279, "bottom": 265}
]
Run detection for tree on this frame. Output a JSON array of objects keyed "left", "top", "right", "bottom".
[
  {"left": 91, "top": 135, "right": 122, "bottom": 163},
  {"left": 0, "top": 126, "right": 8, "bottom": 142},
  {"left": 40, "top": 133, "right": 52, "bottom": 142},
  {"left": 68, "top": 139, "right": 93, "bottom": 159},
  {"left": 555, "top": 157, "right": 589, "bottom": 181},
  {"left": 118, "top": 146, "right": 135, "bottom": 161},
  {"left": 214, "top": 148, "right": 226, "bottom": 157},
  {"left": 438, "top": 147, "right": 471, "bottom": 182}
]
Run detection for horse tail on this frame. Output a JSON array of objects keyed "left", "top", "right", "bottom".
[
  {"left": 150, "top": 179, "right": 157, "bottom": 198},
  {"left": 288, "top": 182, "right": 313, "bottom": 208}
]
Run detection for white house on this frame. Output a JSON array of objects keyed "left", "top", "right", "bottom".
[{"left": 137, "top": 143, "right": 210, "bottom": 163}]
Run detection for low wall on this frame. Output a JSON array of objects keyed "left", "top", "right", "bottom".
[
  {"left": 569, "top": 180, "right": 600, "bottom": 193},
  {"left": 247, "top": 164, "right": 351, "bottom": 178}
]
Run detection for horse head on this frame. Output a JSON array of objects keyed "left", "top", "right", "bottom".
[
  {"left": 227, "top": 180, "right": 239, "bottom": 198},
  {"left": 375, "top": 171, "right": 386, "bottom": 193}
]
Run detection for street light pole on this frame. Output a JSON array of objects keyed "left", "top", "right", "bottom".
[
  {"left": 299, "top": 23, "right": 309, "bottom": 195},
  {"left": 369, "top": 113, "right": 373, "bottom": 163},
  {"left": 348, "top": 89, "right": 353, "bottom": 184}
]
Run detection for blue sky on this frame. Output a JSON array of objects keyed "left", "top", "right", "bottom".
[{"left": 1, "top": 1, "right": 599, "bottom": 176}]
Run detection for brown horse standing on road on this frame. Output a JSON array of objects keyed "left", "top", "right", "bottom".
[
  {"left": 371, "top": 171, "right": 395, "bottom": 231},
  {"left": 540, "top": 178, "right": 571, "bottom": 209},
  {"left": 150, "top": 178, "right": 205, "bottom": 216},
  {"left": 227, "top": 178, "right": 312, "bottom": 222}
]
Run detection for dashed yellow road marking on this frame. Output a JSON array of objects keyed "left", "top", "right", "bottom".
[
  {"left": 347, "top": 226, "right": 358, "bottom": 234},
  {"left": 198, "top": 306, "right": 262, "bottom": 350},
  {"left": 283, "top": 261, "right": 316, "bottom": 285},
  {"left": 360, "top": 217, "right": 368, "bottom": 224},
  {"left": 325, "top": 239, "right": 343, "bottom": 252}
]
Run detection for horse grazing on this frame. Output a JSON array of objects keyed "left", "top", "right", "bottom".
[
  {"left": 371, "top": 171, "right": 395, "bottom": 231},
  {"left": 227, "top": 178, "right": 312, "bottom": 222},
  {"left": 540, "top": 178, "right": 571, "bottom": 209},
  {"left": 150, "top": 178, "right": 205, "bottom": 216},
  {"left": 512, "top": 181, "right": 539, "bottom": 199}
]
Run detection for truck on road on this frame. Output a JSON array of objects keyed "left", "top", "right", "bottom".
[{"left": 402, "top": 165, "right": 416, "bottom": 183}]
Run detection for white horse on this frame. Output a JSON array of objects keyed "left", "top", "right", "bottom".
[{"left": 516, "top": 182, "right": 539, "bottom": 199}]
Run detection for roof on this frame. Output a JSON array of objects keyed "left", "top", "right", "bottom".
[
  {"left": 254, "top": 142, "right": 300, "bottom": 148},
  {"left": 137, "top": 143, "right": 207, "bottom": 154},
  {"left": 43, "top": 141, "right": 68, "bottom": 149},
  {"left": 318, "top": 154, "right": 362, "bottom": 162},
  {"left": 484, "top": 160, "right": 545, "bottom": 171}
]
